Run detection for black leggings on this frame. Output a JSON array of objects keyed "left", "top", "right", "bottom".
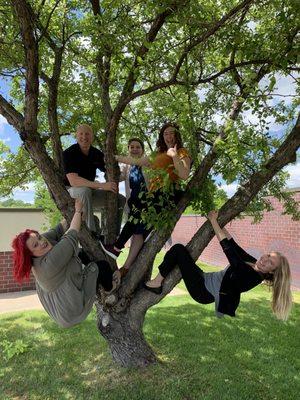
[
  {"left": 115, "top": 188, "right": 183, "bottom": 249},
  {"left": 158, "top": 244, "right": 214, "bottom": 304},
  {"left": 78, "top": 250, "right": 113, "bottom": 292}
]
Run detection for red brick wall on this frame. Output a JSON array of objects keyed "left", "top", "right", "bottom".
[
  {"left": 0, "top": 251, "right": 35, "bottom": 293},
  {"left": 170, "top": 192, "right": 300, "bottom": 290},
  {"left": 1, "top": 193, "right": 299, "bottom": 293}
]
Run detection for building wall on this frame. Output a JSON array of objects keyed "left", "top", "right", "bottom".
[
  {"left": 0, "top": 191, "right": 299, "bottom": 293},
  {"left": 170, "top": 192, "right": 300, "bottom": 290},
  {"left": 0, "top": 208, "right": 48, "bottom": 251},
  {"left": 0, "top": 209, "right": 47, "bottom": 293},
  {"left": 0, "top": 208, "right": 102, "bottom": 293},
  {"left": 0, "top": 251, "right": 35, "bottom": 293}
]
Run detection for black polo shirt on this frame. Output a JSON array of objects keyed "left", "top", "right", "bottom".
[{"left": 63, "top": 143, "right": 106, "bottom": 186}]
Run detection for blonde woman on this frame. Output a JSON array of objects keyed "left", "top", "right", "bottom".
[{"left": 145, "top": 210, "right": 292, "bottom": 321}]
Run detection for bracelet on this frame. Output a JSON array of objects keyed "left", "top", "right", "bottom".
[{"left": 75, "top": 210, "right": 82, "bottom": 214}]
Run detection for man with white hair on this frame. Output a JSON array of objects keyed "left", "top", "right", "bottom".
[{"left": 63, "top": 124, "right": 125, "bottom": 237}]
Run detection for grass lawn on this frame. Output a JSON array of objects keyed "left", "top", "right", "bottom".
[{"left": 1, "top": 250, "right": 299, "bottom": 400}]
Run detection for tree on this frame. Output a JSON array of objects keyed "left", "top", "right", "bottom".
[
  {"left": 0, "top": 0, "right": 299, "bottom": 367},
  {"left": 0, "top": 198, "right": 33, "bottom": 207}
]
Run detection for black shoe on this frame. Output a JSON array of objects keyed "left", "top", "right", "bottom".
[{"left": 143, "top": 282, "right": 162, "bottom": 294}]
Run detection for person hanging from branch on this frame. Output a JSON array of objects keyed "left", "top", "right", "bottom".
[
  {"left": 11, "top": 199, "right": 120, "bottom": 328},
  {"left": 101, "top": 122, "right": 191, "bottom": 267},
  {"left": 144, "top": 210, "right": 292, "bottom": 321}
]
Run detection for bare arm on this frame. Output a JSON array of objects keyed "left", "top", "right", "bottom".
[
  {"left": 66, "top": 173, "right": 118, "bottom": 193},
  {"left": 172, "top": 155, "right": 191, "bottom": 180},
  {"left": 65, "top": 199, "right": 83, "bottom": 233},
  {"left": 222, "top": 227, "right": 232, "bottom": 240},
  {"left": 167, "top": 145, "right": 191, "bottom": 180},
  {"left": 207, "top": 210, "right": 227, "bottom": 242},
  {"left": 115, "top": 155, "right": 151, "bottom": 167},
  {"left": 60, "top": 219, "right": 68, "bottom": 232}
]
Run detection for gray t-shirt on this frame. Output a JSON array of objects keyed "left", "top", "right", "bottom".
[{"left": 204, "top": 267, "right": 228, "bottom": 318}]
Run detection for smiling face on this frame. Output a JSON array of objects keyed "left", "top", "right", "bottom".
[
  {"left": 163, "top": 126, "right": 176, "bottom": 148},
  {"left": 26, "top": 232, "right": 52, "bottom": 257},
  {"left": 128, "top": 140, "right": 144, "bottom": 157},
  {"left": 76, "top": 124, "right": 94, "bottom": 154},
  {"left": 254, "top": 252, "right": 281, "bottom": 274}
]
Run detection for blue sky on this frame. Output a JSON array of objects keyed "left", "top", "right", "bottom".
[{"left": 0, "top": 74, "right": 299, "bottom": 203}]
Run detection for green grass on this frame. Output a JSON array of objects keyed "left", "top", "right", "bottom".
[{"left": 1, "top": 250, "right": 300, "bottom": 400}]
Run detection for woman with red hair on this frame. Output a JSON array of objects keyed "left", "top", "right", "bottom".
[{"left": 12, "top": 199, "right": 118, "bottom": 328}]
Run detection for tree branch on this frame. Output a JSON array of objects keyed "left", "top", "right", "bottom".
[
  {"left": 89, "top": 0, "right": 113, "bottom": 123},
  {"left": 171, "top": 0, "right": 255, "bottom": 81},
  {"left": 45, "top": 46, "right": 64, "bottom": 169},
  {"left": 110, "top": 1, "right": 186, "bottom": 136},
  {"left": 0, "top": 94, "right": 24, "bottom": 132},
  {"left": 133, "top": 112, "right": 300, "bottom": 312},
  {"left": 12, "top": 0, "right": 39, "bottom": 136}
]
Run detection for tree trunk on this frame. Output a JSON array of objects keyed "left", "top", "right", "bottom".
[{"left": 95, "top": 303, "right": 157, "bottom": 367}]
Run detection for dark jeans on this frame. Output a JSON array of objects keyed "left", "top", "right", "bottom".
[
  {"left": 78, "top": 250, "right": 113, "bottom": 292},
  {"left": 115, "top": 188, "right": 183, "bottom": 250},
  {"left": 158, "top": 244, "right": 214, "bottom": 304}
]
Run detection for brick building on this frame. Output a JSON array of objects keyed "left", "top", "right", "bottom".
[
  {"left": 0, "top": 189, "right": 299, "bottom": 293},
  {"left": 170, "top": 190, "right": 300, "bottom": 290}
]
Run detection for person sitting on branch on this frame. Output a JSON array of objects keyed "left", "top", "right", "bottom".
[
  {"left": 101, "top": 122, "right": 191, "bottom": 267},
  {"left": 63, "top": 123, "right": 125, "bottom": 239}
]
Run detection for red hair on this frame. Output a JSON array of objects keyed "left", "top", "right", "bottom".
[{"left": 11, "top": 229, "right": 38, "bottom": 284}]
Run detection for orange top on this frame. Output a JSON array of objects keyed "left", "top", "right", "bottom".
[{"left": 149, "top": 147, "right": 190, "bottom": 191}]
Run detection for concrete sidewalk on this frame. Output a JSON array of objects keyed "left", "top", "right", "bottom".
[
  {"left": 0, "top": 287, "right": 186, "bottom": 314},
  {"left": 0, "top": 290, "right": 43, "bottom": 314}
]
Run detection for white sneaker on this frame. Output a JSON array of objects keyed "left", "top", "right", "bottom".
[
  {"left": 102, "top": 313, "right": 110, "bottom": 327},
  {"left": 144, "top": 230, "right": 154, "bottom": 243}
]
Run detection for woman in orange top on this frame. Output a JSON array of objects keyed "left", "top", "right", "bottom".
[
  {"left": 149, "top": 122, "right": 191, "bottom": 190},
  {"left": 116, "top": 122, "right": 191, "bottom": 189},
  {"left": 102, "top": 123, "right": 191, "bottom": 269}
]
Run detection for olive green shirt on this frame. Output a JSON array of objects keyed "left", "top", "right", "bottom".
[{"left": 32, "top": 224, "right": 98, "bottom": 328}]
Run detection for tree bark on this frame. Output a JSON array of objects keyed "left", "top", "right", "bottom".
[{"left": 95, "top": 303, "right": 157, "bottom": 367}]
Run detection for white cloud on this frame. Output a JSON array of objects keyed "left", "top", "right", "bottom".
[
  {"left": 0, "top": 182, "right": 36, "bottom": 204},
  {"left": 240, "top": 72, "right": 299, "bottom": 129},
  {"left": 284, "top": 162, "right": 300, "bottom": 189},
  {"left": 259, "top": 73, "right": 298, "bottom": 98},
  {"left": 12, "top": 186, "right": 35, "bottom": 204},
  {"left": 219, "top": 161, "right": 300, "bottom": 198},
  {"left": 220, "top": 183, "right": 238, "bottom": 197},
  {"left": 0, "top": 115, "right": 8, "bottom": 131}
]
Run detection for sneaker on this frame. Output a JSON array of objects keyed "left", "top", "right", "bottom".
[
  {"left": 144, "top": 230, "right": 154, "bottom": 243},
  {"left": 102, "top": 312, "right": 110, "bottom": 326},
  {"left": 100, "top": 242, "right": 121, "bottom": 260}
]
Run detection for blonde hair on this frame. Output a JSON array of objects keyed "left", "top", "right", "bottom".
[{"left": 268, "top": 252, "right": 292, "bottom": 321}]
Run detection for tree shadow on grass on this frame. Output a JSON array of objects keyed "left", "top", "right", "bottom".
[
  {"left": 144, "top": 296, "right": 300, "bottom": 399},
  {"left": 0, "top": 299, "right": 299, "bottom": 400}
]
